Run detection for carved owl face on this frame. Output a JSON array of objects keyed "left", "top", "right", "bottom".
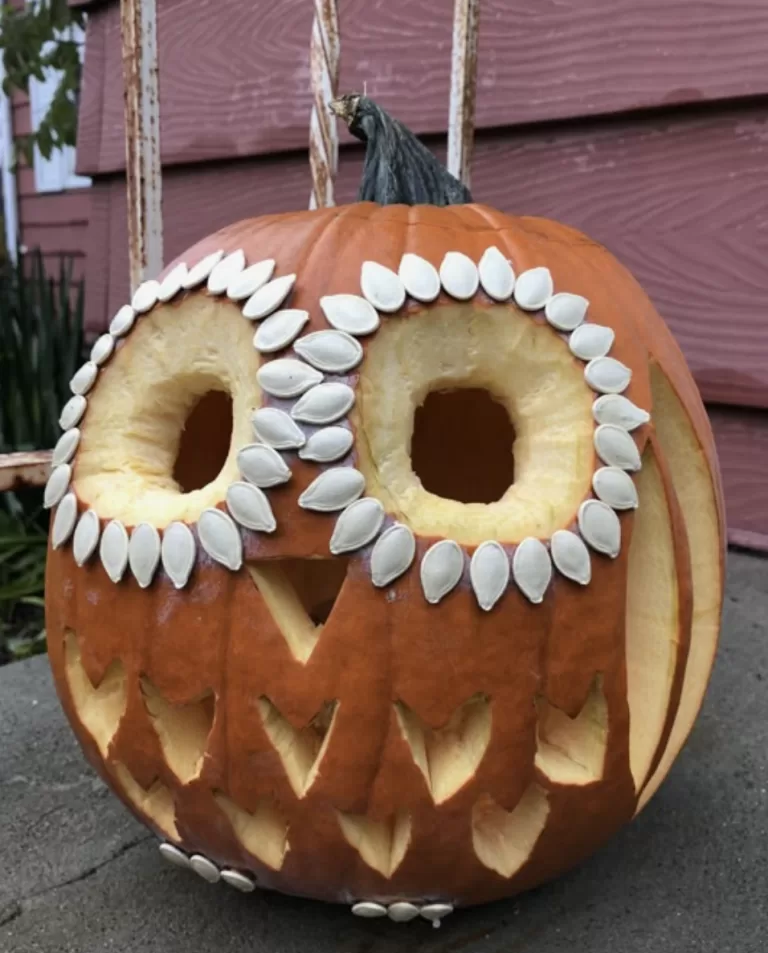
[{"left": 44, "top": 202, "right": 724, "bottom": 919}]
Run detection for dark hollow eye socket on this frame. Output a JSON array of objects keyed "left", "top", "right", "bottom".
[{"left": 173, "top": 390, "right": 233, "bottom": 493}]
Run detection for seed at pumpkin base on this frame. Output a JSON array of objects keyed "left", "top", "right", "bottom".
[
  {"left": 594, "top": 424, "right": 642, "bottom": 471},
  {"left": 420, "top": 903, "right": 454, "bottom": 923},
  {"left": 99, "top": 520, "right": 130, "bottom": 583},
  {"left": 128, "top": 523, "right": 162, "bottom": 587},
  {"left": 73, "top": 510, "right": 100, "bottom": 567},
  {"left": 182, "top": 249, "right": 224, "bottom": 289},
  {"left": 578, "top": 500, "right": 622, "bottom": 558},
  {"left": 298, "top": 426, "right": 354, "bottom": 463},
  {"left": 161, "top": 522, "right": 197, "bottom": 589},
  {"left": 108, "top": 304, "right": 136, "bottom": 337},
  {"left": 360, "top": 260, "right": 406, "bottom": 313},
  {"left": 220, "top": 869, "right": 256, "bottom": 892},
  {"left": 569, "top": 323, "right": 615, "bottom": 361},
  {"left": 398, "top": 253, "right": 441, "bottom": 302},
  {"left": 470, "top": 540, "right": 510, "bottom": 611},
  {"left": 478, "top": 246, "right": 515, "bottom": 301},
  {"left": 550, "top": 530, "right": 591, "bottom": 585},
  {"left": 44, "top": 464, "right": 71, "bottom": 509},
  {"left": 545, "top": 292, "right": 589, "bottom": 331},
  {"left": 52, "top": 428, "right": 80, "bottom": 467},
  {"left": 291, "top": 382, "right": 355, "bottom": 425},
  {"left": 319, "top": 294, "right": 380, "bottom": 335},
  {"left": 420, "top": 539, "right": 465, "bottom": 604},
  {"left": 352, "top": 902, "right": 387, "bottom": 919},
  {"left": 514, "top": 267, "right": 554, "bottom": 311},
  {"left": 256, "top": 358, "right": 323, "bottom": 399},
  {"left": 439, "top": 251, "right": 479, "bottom": 300},
  {"left": 585, "top": 356, "right": 632, "bottom": 395},
  {"left": 330, "top": 497, "right": 385, "bottom": 555},
  {"left": 198, "top": 508, "right": 243, "bottom": 571},
  {"left": 226, "top": 259, "right": 275, "bottom": 301},
  {"left": 253, "top": 309, "right": 310, "bottom": 353},
  {"left": 226, "top": 482, "right": 277, "bottom": 532},
  {"left": 298, "top": 468, "right": 366, "bottom": 513},
  {"left": 293, "top": 329, "right": 363, "bottom": 373},
  {"left": 251, "top": 407, "right": 306, "bottom": 449},
  {"left": 70, "top": 361, "right": 98, "bottom": 396},
  {"left": 370, "top": 523, "right": 417, "bottom": 588},
  {"left": 51, "top": 492, "right": 78, "bottom": 549},
  {"left": 189, "top": 854, "right": 220, "bottom": 883},
  {"left": 158, "top": 843, "right": 191, "bottom": 869},
  {"left": 592, "top": 393, "right": 650, "bottom": 432},
  {"left": 242, "top": 274, "right": 296, "bottom": 320},
  {"left": 512, "top": 537, "right": 552, "bottom": 604},
  {"left": 90, "top": 333, "right": 115, "bottom": 366},
  {"left": 237, "top": 443, "right": 291, "bottom": 488},
  {"left": 157, "top": 262, "right": 188, "bottom": 302},
  {"left": 131, "top": 279, "right": 161, "bottom": 314},
  {"left": 387, "top": 902, "right": 420, "bottom": 922},
  {"left": 59, "top": 394, "right": 87, "bottom": 430},
  {"left": 207, "top": 248, "right": 245, "bottom": 295},
  {"left": 592, "top": 467, "right": 639, "bottom": 510}
]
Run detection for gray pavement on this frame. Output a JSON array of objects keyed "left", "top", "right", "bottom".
[{"left": 1, "top": 549, "right": 766, "bottom": 953}]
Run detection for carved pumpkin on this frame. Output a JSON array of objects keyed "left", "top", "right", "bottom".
[{"left": 44, "top": 96, "right": 725, "bottom": 922}]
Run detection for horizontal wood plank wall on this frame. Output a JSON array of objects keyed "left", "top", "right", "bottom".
[{"left": 74, "top": 0, "right": 768, "bottom": 175}]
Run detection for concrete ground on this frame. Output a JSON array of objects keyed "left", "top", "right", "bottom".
[{"left": 1, "top": 549, "right": 765, "bottom": 953}]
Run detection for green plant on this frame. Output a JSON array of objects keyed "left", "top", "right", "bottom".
[{"left": 0, "top": 247, "right": 85, "bottom": 662}]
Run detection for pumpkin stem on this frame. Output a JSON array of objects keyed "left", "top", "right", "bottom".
[{"left": 330, "top": 94, "right": 473, "bottom": 206}]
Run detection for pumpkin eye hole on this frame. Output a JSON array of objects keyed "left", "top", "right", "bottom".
[
  {"left": 173, "top": 389, "right": 233, "bottom": 493},
  {"left": 411, "top": 386, "right": 515, "bottom": 504}
]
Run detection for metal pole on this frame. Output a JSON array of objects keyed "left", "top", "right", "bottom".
[
  {"left": 308, "top": 0, "right": 340, "bottom": 209},
  {"left": 447, "top": 0, "right": 480, "bottom": 189},
  {"left": 120, "top": 0, "right": 163, "bottom": 291}
]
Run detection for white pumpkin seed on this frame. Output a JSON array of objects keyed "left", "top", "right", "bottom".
[
  {"left": 256, "top": 358, "right": 323, "bottom": 398},
  {"left": 52, "top": 428, "right": 80, "bottom": 466},
  {"left": 227, "top": 259, "right": 275, "bottom": 301},
  {"left": 237, "top": 443, "right": 291, "bottom": 488},
  {"left": 298, "top": 467, "right": 365, "bottom": 512},
  {"left": 251, "top": 407, "right": 306, "bottom": 449},
  {"left": 108, "top": 304, "right": 136, "bottom": 337},
  {"left": 158, "top": 843, "right": 190, "bottom": 869},
  {"left": 242, "top": 274, "right": 296, "bottom": 320},
  {"left": 220, "top": 870, "right": 256, "bottom": 893},
  {"left": 352, "top": 902, "right": 387, "bottom": 919},
  {"left": 544, "top": 292, "right": 588, "bottom": 331},
  {"left": 298, "top": 426, "right": 354, "bottom": 463},
  {"left": 183, "top": 250, "right": 224, "bottom": 289},
  {"left": 319, "top": 293, "right": 380, "bottom": 335},
  {"left": 293, "top": 329, "right": 363, "bottom": 373},
  {"left": 420, "top": 904, "right": 454, "bottom": 923},
  {"left": 592, "top": 467, "right": 639, "bottom": 510},
  {"left": 99, "top": 520, "right": 129, "bottom": 583},
  {"left": 161, "top": 521, "right": 197, "bottom": 589},
  {"left": 585, "top": 356, "right": 632, "bottom": 394},
  {"left": 478, "top": 246, "right": 515, "bottom": 300},
  {"left": 512, "top": 537, "right": 552, "bottom": 604},
  {"left": 44, "top": 464, "right": 71, "bottom": 509},
  {"left": 59, "top": 394, "right": 87, "bottom": 430},
  {"left": 470, "top": 540, "right": 510, "bottom": 611},
  {"left": 70, "top": 361, "right": 98, "bottom": 396},
  {"left": 513, "top": 266, "right": 553, "bottom": 311},
  {"left": 330, "top": 497, "right": 385, "bottom": 555},
  {"left": 420, "top": 539, "right": 464, "bottom": 604},
  {"left": 594, "top": 424, "right": 642, "bottom": 471},
  {"left": 157, "top": 262, "right": 188, "bottom": 302},
  {"left": 128, "top": 523, "right": 162, "bottom": 587},
  {"left": 190, "top": 854, "right": 220, "bottom": 883},
  {"left": 198, "top": 508, "right": 243, "bottom": 570},
  {"left": 569, "top": 323, "right": 615, "bottom": 361},
  {"left": 291, "top": 382, "right": 355, "bottom": 424},
  {"left": 207, "top": 248, "right": 245, "bottom": 294},
  {"left": 387, "top": 902, "right": 420, "bottom": 923},
  {"left": 90, "top": 333, "right": 115, "bottom": 366},
  {"left": 73, "top": 509, "right": 100, "bottom": 566},
  {"left": 253, "top": 309, "right": 309, "bottom": 353},
  {"left": 51, "top": 492, "right": 78, "bottom": 549},
  {"left": 592, "top": 393, "right": 650, "bottom": 431},
  {"left": 399, "top": 253, "right": 441, "bottom": 302},
  {"left": 578, "top": 500, "right": 621, "bottom": 558},
  {"left": 439, "top": 250, "right": 479, "bottom": 300},
  {"left": 226, "top": 481, "right": 277, "bottom": 532},
  {"left": 550, "top": 530, "right": 591, "bottom": 585},
  {"left": 361, "top": 260, "right": 406, "bottom": 313},
  {"left": 371, "top": 522, "right": 416, "bottom": 587},
  {"left": 131, "top": 279, "right": 160, "bottom": 314}
]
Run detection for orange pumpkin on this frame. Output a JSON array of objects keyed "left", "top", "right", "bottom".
[{"left": 44, "top": 97, "right": 725, "bottom": 922}]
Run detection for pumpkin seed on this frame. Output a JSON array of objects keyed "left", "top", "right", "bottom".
[
  {"left": 585, "top": 356, "right": 632, "bottom": 394},
  {"left": 44, "top": 464, "right": 71, "bottom": 509},
  {"left": 198, "top": 508, "right": 243, "bottom": 570},
  {"left": 352, "top": 902, "right": 387, "bottom": 919},
  {"left": 70, "top": 361, "right": 98, "bottom": 396},
  {"left": 128, "top": 522, "right": 162, "bottom": 587},
  {"left": 59, "top": 394, "right": 87, "bottom": 430},
  {"left": 242, "top": 274, "right": 296, "bottom": 320},
  {"left": 545, "top": 292, "right": 588, "bottom": 331},
  {"left": 109, "top": 304, "right": 136, "bottom": 337},
  {"left": 592, "top": 393, "right": 650, "bottom": 431},
  {"left": 594, "top": 423, "right": 642, "bottom": 471},
  {"left": 51, "top": 492, "right": 78, "bottom": 549},
  {"left": 256, "top": 358, "right": 323, "bottom": 398},
  {"left": 439, "top": 250, "right": 479, "bottom": 300},
  {"left": 298, "top": 467, "right": 365, "bottom": 512},
  {"left": 298, "top": 426, "right": 354, "bottom": 463},
  {"left": 387, "top": 902, "right": 420, "bottom": 923},
  {"left": 161, "top": 521, "right": 197, "bottom": 589},
  {"left": 157, "top": 262, "right": 188, "bottom": 302},
  {"left": 207, "top": 248, "right": 245, "bottom": 294},
  {"left": 578, "top": 500, "right": 621, "bottom": 558},
  {"left": 398, "top": 253, "right": 441, "bottom": 302},
  {"left": 90, "top": 333, "right": 115, "bottom": 366},
  {"left": 420, "top": 904, "right": 454, "bottom": 923},
  {"left": 52, "top": 428, "right": 80, "bottom": 466},
  {"left": 73, "top": 509, "right": 100, "bottom": 567},
  {"left": 293, "top": 329, "right": 363, "bottom": 373},
  {"left": 251, "top": 407, "right": 306, "bottom": 449},
  {"left": 478, "top": 246, "right": 515, "bottom": 300},
  {"left": 470, "top": 540, "right": 510, "bottom": 611},
  {"left": 512, "top": 537, "right": 552, "bottom": 604},
  {"left": 592, "top": 467, "right": 639, "bottom": 510},
  {"left": 226, "top": 481, "right": 277, "bottom": 532},
  {"left": 291, "top": 382, "right": 355, "bottom": 425},
  {"left": 99, "top": 520, "right": 129, "bottom": 583},
  {"left": 182, "top": 250, "right": 224, "bottom": 289},
  {"left": 330, "top": 497, "right": 385, "bottom": 555},
  {"left": 227, "top": 259, "right": 275, "bottom": 301},
  {"left": 131, "top": 279, "right": 160, "bottom": 314},
  {"left": 190, "top": 854, "right": 220, "bottom": 883},
  {"left": 158, "top": 843, "right": 191, "bottom": 869},
  {"left": 569, "top": 323, "right": 614, "bottom": 361},
  {"left": 220, "top": 869, "right": 256, "bottom": 893},
  {"left": 237, "top": 443, "right": 291, "bottom": 488},
  {"left": 550, "top": 530, "right": 591, "bottom": 585},
  {"left": 320, "top": 293, "right": 380, "bottom": 335},
  {"left": 513, "top": 266, "right": 553, "bottom": 311},
  {"left": 253, "top": 309, "right": 309, "bottom": 353},
  {"left": 360, "top": 260, "right": 406, "bottom": 312},
  {"left": 371, "top": 522, "right": 416, "bottom": 588},
  {"left": 420, "top": 539, "right": 464, "bottom": 604}
]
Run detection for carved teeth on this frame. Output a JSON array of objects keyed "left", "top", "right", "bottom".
[
  {"left": 59, "top": 394, "right": 87, "bottom": 430},
  {"left": 252, "top": 309, "right": 309, "bottom": 353},
  {"left": 52, "top": 428, "right": 80, "bottom": 466},
  {"left": 514, "top": 267, "right": 553, "bottom": 311},
  {"left": 330, "top": 497, "right": 385, "bottom": 555},
  {"left": 585, "top": 356, "right": 632, "bottom": 395},
  {"left": 361, "top": 260, "right": 406, "bottom": 313},
  {"left": 197, "top": 508, "right": 243, "bottom": 570},
  {"left": 398, "top": 253, "right": 441, "bottom": 302},
  {"left": 592, "top": 394, "right": 650, "bottom": 431},
  {"left": 227, "top": 259, "right": 276, "bottom": 301},
  {"left": 251, "top": 407, "right": 306, "bottom": 449},
  {"left": 592, "top": 467, "right": 639, "bottom": 510},
  {"left": 293, "top": 329, "right": 363, "bottom": 373},
  {"left": 569, "top": 324, "right": 615, "bottom": 361},
  {"left": 578, "top": 500, "right": 621, "bottom": 558},
  {"left": 90, "top": 334, "right": 115, "bottom": 366},
  {"left": 256, "top": 358, "right": 323, "bottom": 398},
  {"left": 44, "top": 463, "right": 71, "bottom": 509},
  {"left": 512, "top": 537, "right": 552, "bottom": 604},
  {"left": 157, "top": 262, "right": 188, "bottom": 302},
  {"left": 242, "top": 274, "right": 296, "bottom": 320},
  {"left": 182, "top": 250, "right": 224, "bottom": 289},
  {"left": 128, "top": 523, "right": 162, "bottom": 587},
  {"left": 371, "top": 522, "right": 417, "bottom": 587},
  {"left": 99, "top": 520, "right": 130, "bottom": 583},
  {"left": 299, "top": 426, "right": 354, "bottom": 463},
  {"left": 320, "top": 293, "right": 380, "bottom": 335},
  {"left": 161, "top": 521, "right": 197, "bottom": 589},
  {"left": 545, "top": 293, "right": 588, "bottom": 331},
  {"left": 298, "top": 467, "right": 366, "bottom": 512},
  {"left": 439, "top": 251, "right": 479, "bottom": 300},
  {"left": 550, "top": 530, "right": 591, "bottom": 585},
  {"left": 291, "top": 382, "right": 355, "bottom": 425},
  {"left": 470, "top": 540, "right": 510, "bottom": 611},
  {"left": 478, "top": 246, "right": 515, "bottom": 301},
  {"left": 108, "top": 304, "right": 136, "bottom": 337},
  {"left": 70, "top": 361, "right": 98, "bottom": 396},
  {"left": 237, "top": 443, "right": 291, "bottom": 488},
  {"left": 226, "top": 481, "right": 277, "bottom": 532},
  {"left": 51, "top": 492, "right": 78, "bottom": 549},
  {"left": 72, "top": 509, "right": 100, "bottom": 567},
  {"left": 207, "top": 248, "right": 245, "bottom": 295},
  {"left": 420, "top": 539, "right": 464, "bottom": 604},
  {"left": 594, "top": 423, "right": 642, "bottom": 471},
  {"left": 131, "top": 279, "right": 160, "bottom": 314}
]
